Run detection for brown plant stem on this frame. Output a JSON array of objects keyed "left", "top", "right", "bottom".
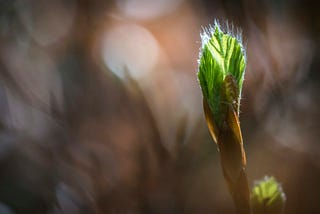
[{"left": 203, "top": 99, "right": 250, "bottom": 214}]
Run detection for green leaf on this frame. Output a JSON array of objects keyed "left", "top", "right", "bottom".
[
  {"left": 251, "top": 176, "right": 286, "bottom": 214},
  {"left": 198, "top": 21, "right": 246, "bottom": 126}
]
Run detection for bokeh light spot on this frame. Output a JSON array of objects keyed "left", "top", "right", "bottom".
[
  {"left": 116, "top": 0, "right": 184, "bottom": 20},
  {"left": 101, "top": 24, "right": 159, "bottom": 79}
]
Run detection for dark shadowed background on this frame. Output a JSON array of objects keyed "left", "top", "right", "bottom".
[{"left": 0, "top": 0, "right": 319, "bottom": 213}]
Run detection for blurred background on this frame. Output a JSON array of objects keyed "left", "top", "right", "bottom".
[{"left": 0, "top": 0, "right": 319, "bottom": 213}]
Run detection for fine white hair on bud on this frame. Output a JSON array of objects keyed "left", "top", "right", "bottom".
[{"left": 199, "top": 20, "right": 246, "bottom": 64}]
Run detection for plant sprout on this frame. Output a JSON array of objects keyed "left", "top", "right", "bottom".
[
  {"left": 198, "top": 20, "right": 249, "bottom": 214},
  {"left": 251, "top": 176, "right": 286, "bottom": 214},
  {"left": 198, "top": 21, "right": 246, "bottom": 127},
  {"left": 197, "top": 21, "right": 285, "bottom": 214}
]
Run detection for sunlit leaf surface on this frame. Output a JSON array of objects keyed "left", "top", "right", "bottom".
[{"left": 198, "top": 22, "right": 246, "bottom": 126}]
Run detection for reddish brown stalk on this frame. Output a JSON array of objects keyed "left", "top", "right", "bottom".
[{"left": 204, "top": 98, "right": 250, "bottom": 214}]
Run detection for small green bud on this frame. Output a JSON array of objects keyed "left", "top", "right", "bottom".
[
  {"left": 198, "top": 21, "right": 246, "bottom": 126},
  {"left": 251, "top": 176, "right": 286, "bottom": 214}
]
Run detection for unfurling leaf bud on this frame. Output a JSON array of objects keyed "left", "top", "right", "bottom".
[
  {"left": 251, "top": 176, "right": 286, "bottom": 214},
  {"left": 198, "top": 21, "right": 246, "bottom": 127}
]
